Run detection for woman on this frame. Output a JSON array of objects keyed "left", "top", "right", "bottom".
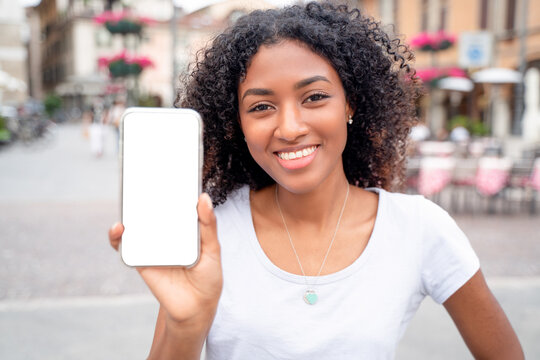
[{"left": 109, "top": 3, "right": 523, "bottom": 359}]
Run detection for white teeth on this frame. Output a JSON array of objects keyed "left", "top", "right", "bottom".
[{"left": 277, "top": 146, "right": 317, "bottom": 160}]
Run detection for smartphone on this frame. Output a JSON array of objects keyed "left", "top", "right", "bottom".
[{"left": 120, "top": 107, "right": 202, "bottom": 267}]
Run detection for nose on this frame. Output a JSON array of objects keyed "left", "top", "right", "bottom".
[{"left": 274, "top": 103, "right": 308, "bottom": 142}]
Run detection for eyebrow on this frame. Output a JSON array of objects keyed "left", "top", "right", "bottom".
[
  {"left": 294, "top": 75, "right": 330, "bottom": 89},
  {"left": 240, "top": 75, "right": 331, "bottom": 102},
  {"left": 241, "top": 88, "right": 274, "bottom": 102}
]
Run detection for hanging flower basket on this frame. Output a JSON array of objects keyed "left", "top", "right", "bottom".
[
  {"left": 410, "top": 31, "right": 456, "bottom": 52},
  {"left": 93, "top": 11, "right": 153, "bottom": 35},
  {"left": 98, "top": 52, "right": 154, "bottom": 78},
  {"left": 416, "top": 67, "right": 467, "bottom": 87},
  {"left": 105, "top": 19, "right": 142, "bottom": 35}
]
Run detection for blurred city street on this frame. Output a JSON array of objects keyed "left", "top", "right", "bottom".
[
  {"left": 0, "top": 123, "right": 539, "bottom": 359},
  {"left": 1, "top": 0, "right": 540, "bottom": 358}
]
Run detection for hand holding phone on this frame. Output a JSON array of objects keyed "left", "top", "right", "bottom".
[
  {"left": 112, "top": 107, "right": 223, "bottom": 328},
  {"left": 108, "top": 192, "right": 223, "bottom": 327}
]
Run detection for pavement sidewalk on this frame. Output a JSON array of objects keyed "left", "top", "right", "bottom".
[{"left": 1, "top": 278, "right": 539, "bottom": 359}]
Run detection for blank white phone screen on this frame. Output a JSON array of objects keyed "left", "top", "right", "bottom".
[{"left": 121, "top": 108, "right": 201, "bottom": 267}]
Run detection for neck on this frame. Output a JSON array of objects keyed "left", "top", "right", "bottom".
[{"left": 275, "top": 175, "right": 350, "bottom": 230}]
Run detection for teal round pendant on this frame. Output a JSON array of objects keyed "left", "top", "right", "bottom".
[{"left": 303, "top": 289, "right": 318, "bottom": 305}]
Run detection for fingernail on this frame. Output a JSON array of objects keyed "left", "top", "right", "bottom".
[{"left": 112, "top": 222, "right": 121, "bottom": 230}]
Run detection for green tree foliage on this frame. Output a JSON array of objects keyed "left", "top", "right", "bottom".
[{"left": 44, "top": 94, "right": 63, "bottom": 118}]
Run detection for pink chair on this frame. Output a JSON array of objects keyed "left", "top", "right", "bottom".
[
  {"left": 475, "top": 157, "right": 513, "bottom": 213},
  {"left": 418, "top": 157, "right": 456, "bottom": 206},
  {"left": 529, "top": 158, "right": 540, "bottom": 191},
  {"left": 450, "top": 159, "right": 478, "bottom": 213},
  {"left": 523, "top": 158, "right": 540, "bottom": 214}
]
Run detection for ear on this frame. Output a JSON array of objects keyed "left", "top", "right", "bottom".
[{"left": 345, "top": 103, "right": 355, "bottom": 119}]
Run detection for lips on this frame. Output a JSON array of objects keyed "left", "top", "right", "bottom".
[{"left": 274, "top": 145, "right": 319, "bottom": 170}]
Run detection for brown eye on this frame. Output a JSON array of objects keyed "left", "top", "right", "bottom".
[
  {"left": 248, "top": 103, "right": 272, "bottom": 112},
  {"left": 304, "top": 93, "right": 330, "bottom": 103}
]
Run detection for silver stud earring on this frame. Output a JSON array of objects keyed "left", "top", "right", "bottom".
[{"left": 348, "top": 115, "right": 353, "bottom": 125}]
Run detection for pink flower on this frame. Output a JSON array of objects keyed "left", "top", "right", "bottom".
[
  {"left": 410, "top": 32, "right": 431, "bottom": 48},
  {"left": 447, "top": 67, "right": 467, "bottom": 78},
  {"left": 93, "top": 10, "right": 154, "bottom": 26},
  {"left": 98, "top": 52, "right": 154, "bottom": 69},
  {"left": 416, "top": 68, "right": 442, "bottom": 83},
  {"left": 135, "top": 57, "right": 154, "bottom": 68},
  {"left": 126, "top": 55, "right": 154, "bottom": 68},
  {"left": 93, "top": 11, "right": 120, "bottom": 24},
  {"left": 138, "top": 16, "right": 155, "bottom": 25},
  {"left": 410, "top": 31, "right": 456, "bottom": 52},
  {"left": 415, "top": 67, "right": 468, "bottom": 85},
  {"left": 97, "top": 56, "right": 110, "bottom": 68}
]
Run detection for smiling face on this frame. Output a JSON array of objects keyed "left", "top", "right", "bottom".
[{"left": 238, "top": 40, "right": 351, "bottom": 194}]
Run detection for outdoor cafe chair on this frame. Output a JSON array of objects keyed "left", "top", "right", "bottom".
[
  {"left": 418, "top": 156, "right": 456, "bottom": 206},
  {"left": 450, "top": 158, "right": 478, "bottom": 213},
  {"left": 475, "top": 156, "right": 513, "bottom": 213},
  {"left": 417, "top": 141, "right": 456, "bottom": 157},
  {"left": 521, "top": 158, "right": 540, "bottom": 214}
]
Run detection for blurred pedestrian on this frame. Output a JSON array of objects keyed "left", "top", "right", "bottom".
[
  {"left": 88, "top": 96, "right": 106, "bottom": 157},
  {"left": 410, "top": 121, "right": 431, "bottom": 142},
  {"left": 107, "top": 96, "right": 126, "bottom": 153},
  {"left": 409, "top": 121, "right": 431, "bottom": 156},
  {"left": 450, "top": 125, "right": 470, "bottom": 143}
]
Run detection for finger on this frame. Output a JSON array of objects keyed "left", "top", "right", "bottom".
[
  {"left": 197, "top": 193, "right": 220, "bottom": 255},
  {"left": 108, "top": 222, "right": 124, "bottom": 251}
]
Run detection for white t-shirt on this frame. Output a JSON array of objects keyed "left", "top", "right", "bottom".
[{"left": 206, "top": 186, "right": 479, "bottom": 360}]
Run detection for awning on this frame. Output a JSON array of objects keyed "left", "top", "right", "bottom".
[
  {"left": 472, "top": 68, "right": 522, "bottom": 84},
  {"left": 438, "top": 76, "right": 474, "bottom": 92},
  {"left": 0, "top": 70, "right": 27, "bottom": 91},
  {"left": 55, "top": 74, "right": 108, "bottom": 96}
]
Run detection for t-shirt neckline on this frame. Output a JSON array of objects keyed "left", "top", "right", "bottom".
[{"left": 240, "top": 186, "right": 385, "bottom": 285}]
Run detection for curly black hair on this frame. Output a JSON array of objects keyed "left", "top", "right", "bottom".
[{"left": 177, "top": 1, "right": 421, "bottom": 205}]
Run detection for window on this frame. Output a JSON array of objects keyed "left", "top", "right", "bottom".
[
  {"left": 505, "top": 0, "right": 516, "bottom": 32},
  {"left": 439, "top": 0, "right": 448, "bottom": 31},
  {"left": 480, "top": 0, "right": 489, "bottom": 29},
  {"left": 95, "top": 28, "right": 112, "bottom": 47},
  {"left": 421, "top": 0, "right": 429, "bottom": 31}
]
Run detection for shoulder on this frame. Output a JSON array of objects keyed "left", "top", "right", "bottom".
[
  {"left": 212, "top": 185, "right": 255, "bottom": 251},
  {"left": 213, "top": 185, "right": 250, "bottom": 224},
  {"left": 368, "top": 188, "right": 467, "bottom": 248},
  {"left": 369, "top": 188, "right": 440, "bottom": 224},
  {"left": 357, "top": 188, "right": 479, "bottom": 303}
]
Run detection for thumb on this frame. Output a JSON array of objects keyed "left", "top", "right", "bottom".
[{"left": 197, "top": 193, "right": 220, "bottom": 255}]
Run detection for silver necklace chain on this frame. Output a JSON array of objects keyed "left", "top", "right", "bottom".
[{"left": 274, "top": 184, "right": 350, "bottom": 287}]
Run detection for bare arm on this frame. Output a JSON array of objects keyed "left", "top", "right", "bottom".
[
  {"left": 147, "top": 305, "right": 216, "bottom": 360},
  {"left": 443, "top": 270, "right": 524, "bottom": 360},
  {"left": 109, "top": 193, "right": 222, "bottom": 360}
]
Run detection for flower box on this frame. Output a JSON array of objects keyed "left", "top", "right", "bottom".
[
  {"left": 410, "top": 31, "right": 456, "bottom": 52},
  {"left": 416, "top": 67, "right": 467, "bottom": 87},
  {"left": 98, "top": 51, "right": 153, "bottom": 78},
  {"left": 94, "top": 11, "right": 152, "bottom": 35}
]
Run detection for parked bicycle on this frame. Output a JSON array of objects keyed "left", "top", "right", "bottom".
[{"left": 14, "top": 114, "right": 56, "bottom": 146}]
